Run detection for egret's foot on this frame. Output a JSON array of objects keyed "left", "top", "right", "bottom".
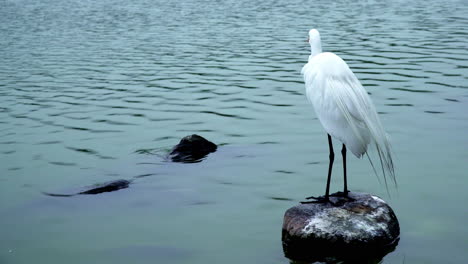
[
  {"left": 305, "top": 195, "right": 321, "bottom": 200},
  {"left": 301, "top": 196, "right": 335, "bottom": 205}
]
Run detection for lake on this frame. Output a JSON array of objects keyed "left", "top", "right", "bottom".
[{"left": 1, "top": 0, "right": 467, "bottom": 263}]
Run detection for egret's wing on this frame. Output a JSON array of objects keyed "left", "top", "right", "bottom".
[
  {"left": 303, "top": 60, "right": 367, "bottom": 157},
  {"left": 327, "top": 74, "right": 372, "bottom": 148},
  {"left": 328, "top": 60, "right": 395, "bottom": 184}
]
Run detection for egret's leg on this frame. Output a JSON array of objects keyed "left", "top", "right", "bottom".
[
  {"left": 342, "top": 144, "right": 348, "bottom": 196},
  {"left": 302, "top": 134, "right": 334, "bottom": 204},
  {"left": 329, "top": 144, "right": 354, "bottom": 200},
  {"left": 324, "top": 134, "right": 334, "bottom": 200}
]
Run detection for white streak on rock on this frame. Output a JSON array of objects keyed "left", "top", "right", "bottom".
[{"left": 371, "top": 195, "right": 385, "bottom": 204}]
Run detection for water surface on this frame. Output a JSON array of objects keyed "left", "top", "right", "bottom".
[{"left": 1, "top": 0, "right": 467, "bottom": 263}]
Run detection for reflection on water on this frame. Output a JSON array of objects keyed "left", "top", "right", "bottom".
[
  {"left": 1, "top": 0, "right": 467, "bottom": 263},
  {"left": 287, "top": 240, "right": 398, "bottom": 264}
]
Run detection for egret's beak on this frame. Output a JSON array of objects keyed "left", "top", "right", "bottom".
[{"left": 306, "top": 37, "right": 309, "bottom": 43}]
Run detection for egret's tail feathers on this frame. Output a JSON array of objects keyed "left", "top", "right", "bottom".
[
  {"left": 365, "top": 152, "right": 381, "bottom": 184},
  {"left": 328, "top": 77, "right": 396, "bottom": 188}
]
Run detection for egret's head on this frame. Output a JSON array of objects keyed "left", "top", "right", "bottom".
[
  {"left": 307, "top": 29, "right": 322, "bottom": 57},
  {"left": 307, "top": 29, "right": 320, "bottom": 43}
]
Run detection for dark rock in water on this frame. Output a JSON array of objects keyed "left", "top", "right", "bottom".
[
  {"left": 44, "top": 179, "right": 131, "bottom": 197},
  {"left": 282, "top": 192, "right": 399, "bottom": 263},
  {"left": 169, "top": 134, "right": 217, "bottom": 163},
  {"left": 78, "top": 179, "right": 131, "bottom": 195}
]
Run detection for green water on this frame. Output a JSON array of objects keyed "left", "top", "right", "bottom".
[{"left": 1, "top": 0, "right": 467, "bottom": 263}]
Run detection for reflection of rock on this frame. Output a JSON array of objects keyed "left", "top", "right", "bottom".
[
  {"left": 44, "top": 179, "right": 131, "bottom": 197},
  {"left": 169, "top": 134, "right": 217, "bottom": 163},
  {"left": 282, "top": 192, "right": 399, "bottom": 263}
]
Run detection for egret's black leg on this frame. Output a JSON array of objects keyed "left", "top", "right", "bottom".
[
  {"left": 324, "top": 134, "right": 334, "bottom": 200},
  {"left": 329, "top": 144, "right": 354, "bottom": 201},
  {"left": 303, "top": 134, "right": 334, "bottom": 204},
  {"left": 342, "top": 144, "right": 348, "bottom": 196}
]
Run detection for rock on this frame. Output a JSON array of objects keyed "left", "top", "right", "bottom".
[
  {"left": 44, "top": 179, "right": 131, "bottom": 197},
  {"left": 282, "top": 192, "right": 399, "bottom": 263},
  {"left": 78, "top": 179, "right": 131, "bottom": 195},
  {"left": 169, "top": 134, "right": 217, "bottom": 163}
]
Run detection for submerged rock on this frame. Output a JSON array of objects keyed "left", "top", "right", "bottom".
[
  {"left": 282, "top": 192, "right": 399, "bottom": 263},
  {"left": 169, "top": 134, "right": 217, "bottom": 163},
  {"left": 78, "top": 179, "right": 131, "bottom": 195},
  {"left": 44, "top": 179, "right": 131, "bottom": 197}
]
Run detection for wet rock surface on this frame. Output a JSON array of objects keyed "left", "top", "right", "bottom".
[
  {"left": 169, "top": 134, "right": 217, "bottom": 163},
  {"left": 282, "top": 192, "right": 399, "bottom": 263}
]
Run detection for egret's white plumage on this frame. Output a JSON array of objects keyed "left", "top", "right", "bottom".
[{"left": 302, "top": 29, "right": 395, "bottom": 184}]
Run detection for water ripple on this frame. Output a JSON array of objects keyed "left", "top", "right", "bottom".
[{"left": 1, "top": 0, "right": 467, "bottom": 233}]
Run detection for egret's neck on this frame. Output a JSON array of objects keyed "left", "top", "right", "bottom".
[{"left": 309, "top": 38, "right": 322, "bottom": 61}]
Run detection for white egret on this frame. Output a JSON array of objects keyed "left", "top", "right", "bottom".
[{"left": 301, "top": 29, "right": 395, "bottom": 203}]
